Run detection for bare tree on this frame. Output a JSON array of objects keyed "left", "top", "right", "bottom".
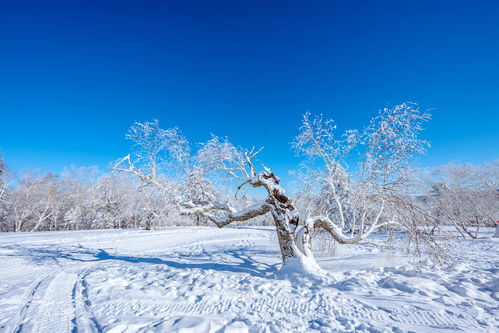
[
  {"left": 112, "top": 120, "right": 190, "bottom": 223},
  {"left": 118, "top": 119, "right": 190, "bottom": 181},
  {"left": 425, "top": 161, "right": 499, "bottom": 239},
  {"left": 292, "top": 103, "right": 433, "bottom": 246},
  {"left": 0, "top": 155, "right": 12, "bottom": 202},
  {"left": 181, "top": 135, "right": 318, "bottom": 272},
  {"left": 60, "top": 166, "right": 100, "bottom": 230},
  {"left": 181, "top": 103, "right": 442, "bottom": 273},
  {"left": 5, "top": 172, "right": 62, "bottom": 232},
  {"left": 0, "top": 155, "right": 5, "bottom": 200},
  {"left": 0, "top": 155, "right": 8, "bottom": 231},
  {"left": 183, "top": 167, "right": 216, "bottom": 226}
]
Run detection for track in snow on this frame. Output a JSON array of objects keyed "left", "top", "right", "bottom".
[{"left": 7, "top": 265, "right": 98, "bottom": 333}]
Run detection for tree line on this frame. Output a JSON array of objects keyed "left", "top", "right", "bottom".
[{"left": 0, "top": 103, "right": 497, "bottom": 268}]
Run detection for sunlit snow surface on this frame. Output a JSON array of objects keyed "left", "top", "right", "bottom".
[{"left": 0, "top": 227, "right": 497, "bottom": 332}]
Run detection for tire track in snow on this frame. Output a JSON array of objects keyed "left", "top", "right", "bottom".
[
  {"left": 30, "top": 269, "right": 79, "bottom": 333},
  {"left": 8, "top": 264, "right": 99, "bottom": 333},
  {"left": 73, "top": 265, "right": 102, "bottom": 333},
  {"left": 140, "top": 235, "right": 271, "bottom": 257},
  {"left": 92, "top": 292, "right": 485, "bottom": 331},
  {"left": 7, "top": 269, "right": 59, "bottom": 333}
]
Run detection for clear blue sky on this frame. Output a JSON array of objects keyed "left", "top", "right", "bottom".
[{"left": 1, "top": 0, "right": 498, "bottom": 184}]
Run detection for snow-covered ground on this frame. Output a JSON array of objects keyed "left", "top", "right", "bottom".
[{"left": 0, "top": 227, "right": 497, "bottom": 333}]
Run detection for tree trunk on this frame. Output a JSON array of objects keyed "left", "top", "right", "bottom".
[
  {"left": 273, "top": 221, "right": 301, "bottom": 263},
  {"left": 145, "top": 214, "right": 152, "bottom": 230},
  {"left": 493, "top": 222, "right": 499, "bottom": 238},
  {"left": 180, "top": 169, "right": 325, "bottom": 275}
]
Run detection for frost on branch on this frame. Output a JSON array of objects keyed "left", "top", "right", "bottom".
[
  {"left": 183, "top": 168, "right": 216, "bottom": 226},
  {"left": 422, "top": 160, "right": 499, "bottom": 239},
  {"left": 121, "top": 119, "right": 190, "bottom": 180},
  {"left": 180, "top": 104, "right": 446, "bottom": 270},
  {"left": 181, "top": 135, "right": 314, "bottom": 269},
  {"left": 292, "top": 103, "right": 444, "bottom": 260},
  {"left": 112, "top": 120, "right": 194, "bottom": 228},
  {"left": 108, "top": 105, "right": 447, "bottom": 272}
]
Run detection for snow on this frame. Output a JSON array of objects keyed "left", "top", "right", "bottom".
[{"left": 0, "top": 227, "right": 497, "bottom": 332}]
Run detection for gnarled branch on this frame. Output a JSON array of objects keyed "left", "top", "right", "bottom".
[
  {"left": 306, "top": 215, "right": 393, "bottom": 246},
  {"left": 181, "top": 201, "right": 270, "bottom": 228}
]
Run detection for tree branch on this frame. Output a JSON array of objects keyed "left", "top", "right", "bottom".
[{"left": 180, "top": 201, "right": 270, "bottom": 228}]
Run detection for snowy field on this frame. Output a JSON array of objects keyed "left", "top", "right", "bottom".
[{"left": 0, "top": 227, "right": 497, "bottom": 333}]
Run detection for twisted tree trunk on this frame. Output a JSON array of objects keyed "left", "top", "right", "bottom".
[{"left": 181, "top": 169, "right": 326, "bottom": 275}]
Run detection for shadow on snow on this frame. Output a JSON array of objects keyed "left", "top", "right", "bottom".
[{"left": 0, "top": 244, "right": 278, "bottom": 278}]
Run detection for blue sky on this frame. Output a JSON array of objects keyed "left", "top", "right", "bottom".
[{"left": 1, "top": 0, "right": 498, "bottom": 185}]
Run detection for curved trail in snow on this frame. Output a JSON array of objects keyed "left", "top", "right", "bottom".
[
  {"left": 7, "top": 269, "right": 58, "bottom": 333},
  {"left": 7, "top": 264, "right": 97, "bottom": 333},
  {"left": 30, "top": 269, "right": 79, "bottom": 333}
]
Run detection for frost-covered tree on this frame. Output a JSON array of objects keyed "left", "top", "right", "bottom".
[
  {"left": 59, "top": 166, "right": 100, "bottom": 230},
  {"left": 114, "top": 120, "right": 190, "bottom": 183},
  {"left": 5, "top": 172, "right": 63, "bottom": 232},
  {"left": 181, "top": 135, "right": 319, "bottom": 273},
  {"left": 425, "top": 161, "right": 499, "bottom": 239},
  {"left": 183, "top": 167, "right": 216, "bottom": 226},
  {"left": 112, "top": 120, "right": 189, "bottom": 225},
  {"left": 181, "top": 103, "right": 443, "bottom": 274},
  {"left": 0, "top": 155, "right": 5, "bottom": 200},
  {"left": 0, "top": 155, "right": 8, "bottom": 231},
  {"left": 292, "top": 103, "right": 435, "bottom": 246},
  {"left": 0, "top": 161, "right": 200, "bottom": 232}
]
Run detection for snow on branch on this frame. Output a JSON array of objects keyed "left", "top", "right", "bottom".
[
  {"left": 112, "top": 154, "right": 165, "bottom": 192},
  {"left": 180, "top": 201, "right": 270, "bottom": 228}
]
